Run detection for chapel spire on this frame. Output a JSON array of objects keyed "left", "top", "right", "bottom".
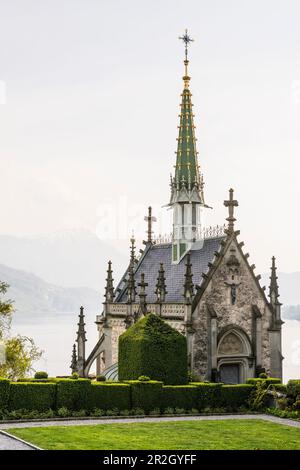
[
  {"left": 170, "top": 30, "right": 205, "bottom": 264},
  {"left": 170, "top": 30, "right": 203, "bottom": 202}
]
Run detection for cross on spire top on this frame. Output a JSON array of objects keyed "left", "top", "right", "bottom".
[
  {"left": 179, "top": 29, "right": 194, "bottom": 61},
  {"left": 224, "top": 188, "right": 238, "bottom": 232}
]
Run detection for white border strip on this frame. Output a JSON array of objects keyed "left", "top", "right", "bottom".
[{"left": 0, "top": 430, "right": 42, "bottom": 450}]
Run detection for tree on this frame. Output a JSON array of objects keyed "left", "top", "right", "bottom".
[
  {"left": 0, "top": 281, "right": 42, "bottom": 380},
  {"left": 0, "top": 281, "right": 14, "bottom": 336}
]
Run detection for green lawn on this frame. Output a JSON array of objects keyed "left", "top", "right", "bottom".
[{"left": 8, "top": 419, "right": 300, "bottom": 450}]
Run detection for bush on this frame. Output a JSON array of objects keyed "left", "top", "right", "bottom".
[
  {"left": 174, "top": 407, "right": 185, "bottom": 414},
  {"left": 0, "top": 377, "right": 10, "bottom": 410},
  {"left": 138, "top": 376, "right": 150, "bottom": 382},
  {"left": 56, "top": 379, "right": 91, "bottom": 411},
  {"left": 163, "top": 407, "right": 174, "bottom": 415},
  {"left": 34, "top": 371, "right": 48, "bottom": 379},
  {"left": 248, "top": 380, "right": 271, "bottom": 411},
  {"left": 273, "top": 383, "right": 287, "bottom": 394},
  {"left": 71, "top": 373, "right": 79, "bottom": 380},
  {"left": 72, "top": 409, "right": 87, "bottom": 417},
  {"left": 162, "top": 385, "right": 198, "bottom": 411},
  {"left": 57, "top": 406, "right": 69, "bottom": 417},
  {"left": 90, "top": 383, "right": 131, "bottom": 411},
  {"left": 128, "top": 380, "right": 163, "bottom": 413},
  {"left": 287, "top": 380, "right": 300, "bottom": 399},
  {"left": 220, "top": 385, "right": 254, "bottom": 410},
  {"left": 91, "top": 408, "right": 105, "bottom": 417},
  {"left": 131, "top": 407, "right": 145, "bottom": 416},
  {"left": 149, "top": 408, "right": 160, "bottom": 416},
  {"left": 259, "top": 372, "right": 268, "bottom": 379},
  {"left": 119, "top": 314, "right": 188, "bottom": 385},
  {"left": 9, "top": 383, "right": 56, "bottom": 412},
  {"left": 292, "top": 399, "right": 300, "bottom": 411},
  {"left": 96, "top": 375, "right": 106, "bottom": 382}
]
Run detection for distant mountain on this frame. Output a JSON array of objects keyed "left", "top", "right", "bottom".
[
  {"left": 0, "top": 230, "right": 127, "bottom": 290},
  {"left": 0, "top": 263, "right": 100, "bottom": 319},
  {"left": 0, "top": 230, "right": 299, "bottom": 321}
]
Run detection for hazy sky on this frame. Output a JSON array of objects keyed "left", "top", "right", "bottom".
[{"left": 0, "top": 0, "right": 300, "bottom": 275}]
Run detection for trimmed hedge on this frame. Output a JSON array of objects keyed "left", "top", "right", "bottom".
[
  {"left": 287, "top": 380, "right": 300, "bottom": 398},
  {"left": 1, "top": 377, "right": 277, "bottom": 414},
  {"left": 273, "top": 383, "right": 288, "bottom": 394},
  {"left": 162, "top": 385, "right": 198, "bottom": 411},
  {"left": 119, "top": 314, "right": 188, "bottom": 385},
  {"left": 9, "top": 383, "right": 56, "bottom": 411},
  {"left": 56, "top": 379, "right": 91, "bottom": 410},
  {"left": 90, "top": 383, "right": 131, "bottom": 411},
  {"left": 220, "top": 385, "right": 254, "bottom": 409},
  {"left": 0, "top": 377, "right": 10, "bottom": 409},
  {"left": 128, "top": 380, "right": 163, "bottom": 413},
  {"left": 191, "top": 383, "right": 223, "bottom": 409},
  {"left": 246, "top": 378, "right": 281, "bottom": 386}
]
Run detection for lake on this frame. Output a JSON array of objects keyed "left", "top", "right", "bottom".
[{"left": 12, "top": 315, "right": 300, "bottom": 382}]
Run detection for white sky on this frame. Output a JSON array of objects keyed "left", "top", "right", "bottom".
[{"left": 0, "top": 0, "right": 300, "bottom": 275}]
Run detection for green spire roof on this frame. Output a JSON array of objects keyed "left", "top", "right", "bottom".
[
  {"left": 175, "top": 73, "right": 199, "bottom": 185},
  {"left": 170, "top": 58, "right": 204, "bottom": 205}
]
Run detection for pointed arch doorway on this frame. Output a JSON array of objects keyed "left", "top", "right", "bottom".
[{"left": 217, "top": 326, "right": 253, "bottom": 384}]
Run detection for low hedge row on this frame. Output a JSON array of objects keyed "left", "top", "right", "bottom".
[
  {"left": 90, "top": 383, "right": 131, "bottom": 411},
  {"left": 56, "top": 379, "right": 91, "bottom": 410},
  {"left": 162, "top": 385, "right": 198, "bottom": 411},
  {"left": 126, "top": 381, "right": 163, "bottom": 413},
  {"left": 246, "top": 378, "right": 281, "bottom": 386},
  {"left": 9, "top": 383, "right": 56, "bottom": 412},
  {"left": 286, "top": 380, "right": 300, "bottom": 398},
  {"left": 0, "top": 378, "right": 10, "bottom": 409},
  {"left": 220, "top": 385, "right": 254, "bottom": 409},
  {"left": 0, "top": 377, "right": 267, "bottom": 413}
]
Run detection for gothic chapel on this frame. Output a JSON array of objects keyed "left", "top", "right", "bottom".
[{"left": 71, "top": 32, "right": 283, "bottom": 384}]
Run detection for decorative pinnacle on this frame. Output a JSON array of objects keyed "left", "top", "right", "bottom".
[
  {"left": 76, "top": 306, "right": 87, "bottom": 343},
  {"left": 127, "top": 235, "right": 137, "bottom": 303},
  {"left": 70, "top": 344, "right": 77, "bottom": 373},
  {"left": 104, "top": 260, "right": 115, "bottom": 303},
  {"left": 269, "top": 256, "right": 280, "bottom": 306},
  {"left": 224, "top": 188, "right": 239, "bottom": 232},
  {"left": 155, "top": 263, "right": 168, "bottom": 303},
  {"left": 138, "top": 273, "right": 148, "bottom": 314},
  {"left": 144, "top": 206, "right": 157, "bottom": 243},
  {"left": 130, "top": 233, "right": 136, "bottom": 264},
  {"left": 183, "top": 252, "right": 194, "bottom": 304}
]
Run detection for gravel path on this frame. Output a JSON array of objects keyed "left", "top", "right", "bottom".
[
  {"left": 0, "top": 430, "right": 38, "bottom": 450},
  {"left": 1, "top": 414, "right": 300, "bottom": 430}
]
